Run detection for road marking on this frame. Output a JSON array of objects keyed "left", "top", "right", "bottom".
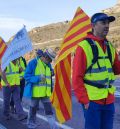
[
  {"left": 0, "top": 98, "right": 74, "bottom": 129},
  {"left": 23, "top": 108, "right": 74, "bottom": 129},
  {"left": 0, "top": 98, "right": 7, "bottom": 129},
  {"left": 0, "top": 124, "right": 7, "bottom": 129}
]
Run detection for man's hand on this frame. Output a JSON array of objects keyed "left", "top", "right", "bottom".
[
  {"left": 40, "top": 74, "right": 46, "bottom": 83},
  {"left": 84, "top": 103, "right": 89, "bottom": 110}
]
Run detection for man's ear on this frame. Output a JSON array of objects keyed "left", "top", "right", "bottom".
[{"left": 91, "top": 23, "right": 96, "bottom": 28}]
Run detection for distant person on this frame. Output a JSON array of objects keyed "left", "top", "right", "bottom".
[
  {"left": 24, "top": 49, "right": 59, "bottom": 129},
  {"left": 72, "top": 12, "right": 120, "bottom": 129},
  {"left": 19, "top": 56, "right": 27, "bottom": 100},
  {"left": 1, "top": 59, "right": 27, "bottom": 120},
  {"left": 10, "top": 56, "right": 27, "bottom": 113}
]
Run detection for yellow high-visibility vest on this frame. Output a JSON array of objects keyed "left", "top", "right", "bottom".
[
  {"left": 78, "top": 40, "right": 116, "bottom": 100},
  {"left": 1, "top": 62, "right": 20, "bottom": 86},
  {"left": 32, "top": 59, "right": 52, "bottom": 97}
]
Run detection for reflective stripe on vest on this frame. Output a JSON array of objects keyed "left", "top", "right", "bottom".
[
  {"left": 1, "top": 62, "right": 20, "bottom": 86},
  {"left": 32, "top": 59, "right": 52, "bottom": 97},
  {"left": 79, "top": 40, "right": 116, "bottom": 100},
  {"left": 87, "top": 66, "right": 113, "bottom": 73}
]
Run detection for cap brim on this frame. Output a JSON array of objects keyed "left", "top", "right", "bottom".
[{"left": 108, "top": 16, "right": 115, "bottom": 22}]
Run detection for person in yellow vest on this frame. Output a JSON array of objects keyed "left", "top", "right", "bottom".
[
  {"left": 18, "top": 56, "right": 27, "bottom": 100},
  {"left": 10, "top": 56, "right": 27, "bottom": 113},
  {"left": 1, "top": 59, "right": 27, "bottom": 120},
  {"left": 24, "top": 49, "right": 59, "bottom": 129},
  {"left": 72, "top": 13, "right": 120, "bottom": 129}
]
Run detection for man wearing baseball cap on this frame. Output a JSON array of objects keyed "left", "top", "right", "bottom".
[{"left": 72, "top": 12, "right": 120, "bottom": 129}]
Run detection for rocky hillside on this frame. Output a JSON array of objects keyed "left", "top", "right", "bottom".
[
  {"left": 24, "top": 21, "right": 69, "bottom": 60},
  {"left": 103, "top": 0, "right": 120, "bottom": 49},
  {"left": 26, "top": 0, "right": 120, "bottom": 60},
  {"left": 29, "top": 21, "right": 69, "bottom": 50}
]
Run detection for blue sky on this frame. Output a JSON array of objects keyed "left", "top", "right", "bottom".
[{"left": 0, "top": 0, "right": 117, "bottom": 41}]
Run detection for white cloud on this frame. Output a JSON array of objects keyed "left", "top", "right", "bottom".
[{"left": 0, "top": 16, "right": 43, "bottom": 41}]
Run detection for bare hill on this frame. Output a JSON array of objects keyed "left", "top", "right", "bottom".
[
  {"left": 26, "top": 1, "right": 120, "bottom": 60},
  {"left": 29, "top": 1, "right": 120, "bottom": 51},
  {"left": 29, "top": 21, "right": 69, "bottom": 50},
  {"left": 103, "top": 0, "right": 120, "bottom": 49}
]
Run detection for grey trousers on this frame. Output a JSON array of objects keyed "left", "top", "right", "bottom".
[
  {"left": 27, "top": 97, "right": 59, "bottom": 129},
  {"left": 28, "top": 97, "right": 53, "bottom": 121},
  {"left": 2, "top": 86, "right": 25, "bottom": 116}
]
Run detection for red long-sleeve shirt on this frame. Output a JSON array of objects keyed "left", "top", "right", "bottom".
[{"left": 72, "top": 33, "right": 120, "bottom": 105}]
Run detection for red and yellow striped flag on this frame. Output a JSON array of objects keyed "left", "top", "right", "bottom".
[
  {"left": 0, "top": 37, "right": 7, "bottom": 63},
  {"left": 0, "top": 37, "right": 7, "bottom": 89},
  {"left": 50, "top": 7, "right": 91, "bottom": 123}
]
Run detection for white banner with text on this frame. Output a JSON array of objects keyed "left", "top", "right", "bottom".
[{"left": 1, "top": 27, "right": 33, "bottom": 71}]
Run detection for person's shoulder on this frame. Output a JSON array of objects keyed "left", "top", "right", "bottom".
[
  {"left": 78, "top": 38, "right": 90, "bottom": 47},
  {"left": 28, "top": 58, "right": 37, "bottom": 65},
  {"left": 21, "top": 56, "right": 26, "bottom": 61}
]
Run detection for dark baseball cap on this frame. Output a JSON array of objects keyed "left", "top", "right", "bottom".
[
  {"left": 36, "top": 49, "right": 44, "bottom": 57},
  {"left": 91, "top": 13, "right": 115, "bottom": 23}
]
